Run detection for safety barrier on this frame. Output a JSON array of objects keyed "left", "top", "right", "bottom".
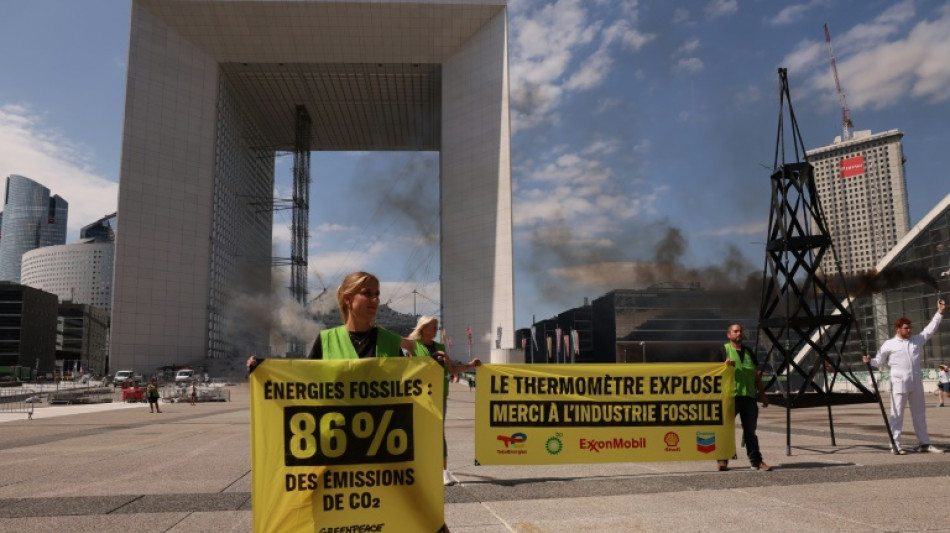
[
  {"left": 47, "top": 386, "right": 114, "bottom": 405},
  {"left": 0, "top": 387, "right": 38, "bottom": 420}
]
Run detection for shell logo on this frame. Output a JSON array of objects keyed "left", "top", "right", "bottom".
[{"left": 663, "top": 432, "right": 680, "bottom": 447}]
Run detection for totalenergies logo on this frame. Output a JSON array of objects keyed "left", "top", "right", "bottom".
[
  {"left": 664, "top": 431, "right": 681, "bottom": 452},
  {"left": 496, "top": 433, "right": 528, "bottom": 456},
  {"left": 497, "top": 433, "right": 526, "bottom": 448}
]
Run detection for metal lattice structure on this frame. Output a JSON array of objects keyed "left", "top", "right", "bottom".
[
  {"left": 289, "top": 105, "right": 312, "bottom": 357},
  {"left": 758, "top": 69, "right": 880, "bottom": 451}
]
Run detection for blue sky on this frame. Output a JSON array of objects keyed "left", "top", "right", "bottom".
[{"left": 1, "top": 0, "right": 949, "bottom": 330}]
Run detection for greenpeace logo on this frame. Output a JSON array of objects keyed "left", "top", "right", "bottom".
[
  {"left": 318, "top": 524, "right": 384, "bottom": 533},
  {"left": 579, "top": 437, "right": 646, "bottom": 452}
]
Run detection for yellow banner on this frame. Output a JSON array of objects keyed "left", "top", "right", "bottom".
[
  {"left": 475, "top": 363, "right": 735, "bottom": 465},
  {"left": 251, "top": 358, "right": 444, "bottom": 533}
]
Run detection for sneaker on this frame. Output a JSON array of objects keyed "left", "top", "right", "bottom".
[
  {"left": 891, "top": 445, "right": 907, "bottom": 455},
  {"left": 918, "top": 444, "right": 944, "bottom": 454},
  {"left": 717, "top": 460, "right": 729, "bottom": 471},
  {"left": 443, "top": 470, "right": 455, "bottom": 486}
]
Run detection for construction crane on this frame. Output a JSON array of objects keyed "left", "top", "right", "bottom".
[{"left": 824, "top": 23, "right": 853, "bottom": 141}]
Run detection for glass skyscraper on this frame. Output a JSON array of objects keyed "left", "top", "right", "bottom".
[{"left": 0, "top": 175, "right": 68, "bottom": 282}]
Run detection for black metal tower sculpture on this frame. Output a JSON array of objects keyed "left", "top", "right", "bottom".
[{"left": 758, "top": 69, "right": 883, "bottom": 454}]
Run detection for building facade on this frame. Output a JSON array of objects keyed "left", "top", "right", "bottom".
[
  {"left": 112, "top": 0, "right": 514, "bottom": 372},
  {"left": 57, "top": 302, "right": 110, "bottom": 377},
  {"left": 21, "top": 240, "right": 115, "bottom": 313},
  {"left": 0, "top": 175, "right": 68, "bottom": 282},
  {"left": 0, "top": 282, "right": 58, "bottom": 373},
  {"left": 807, "top": 130, "right": 910, "bottom": 276},
  {"left": 844, "top": 193, "right": 950, "bottom": 367}
]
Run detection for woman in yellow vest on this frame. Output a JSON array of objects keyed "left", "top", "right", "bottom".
[{"left": 409, "top": 315, "right": 481, "bottom": 486}]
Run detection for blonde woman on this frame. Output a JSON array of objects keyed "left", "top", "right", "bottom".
[
  {"left": 409, "top": 315, "right": 481, "bottom": 486},
  {"left": 247, "top": 272, "right": 416, "bottom": 371}
]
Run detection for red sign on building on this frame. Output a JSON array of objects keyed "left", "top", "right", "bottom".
[{"left": 840, "top": 155, "right": 865, "bottom": 178}]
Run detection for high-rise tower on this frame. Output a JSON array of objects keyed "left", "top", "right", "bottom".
[
  {"left": 0, "top": 175, "right": 68, "bottom": 282},
  {"left": 806, "top": 130, "right": 910, "bottom": 276}
]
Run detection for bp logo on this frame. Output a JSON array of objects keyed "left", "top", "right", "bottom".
[{"left": 545, "top": 433, "right": 564, "bottom": 455}]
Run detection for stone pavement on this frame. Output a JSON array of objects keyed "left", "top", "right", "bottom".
[{"left": 3, "top": 380, "right": 950, "bottom": 532}]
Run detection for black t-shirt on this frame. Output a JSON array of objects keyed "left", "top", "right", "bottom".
[{"left": 308, "top": 328, "right": 379, "bottom": 359}]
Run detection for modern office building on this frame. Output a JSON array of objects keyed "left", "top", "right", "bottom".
[
  {"left": 80, "top": 212, "right": 117, "bottom": 242},
  {"left": 523, "top": 284, "right": 758, "bottom": 365},
  {"left": 0, "top": 175, "right": 68, "bottom": 282},
  {"left": 843, "top": 192, "right": 950, "bottom": 366},
  {"left": 0, "top": 282, "right": 58, "bottom": 373},
  {"left": 21, "top": 240, "right": 115, "bottom": 313},
  {"left": 56, "top": 302, "right": 110, "bottom": 377},
  {"left": 112, "top": 0, "right": 514, "bottom": 372},
  {"left": 806, "top": 130, "right": 910, "bottom": 276}
]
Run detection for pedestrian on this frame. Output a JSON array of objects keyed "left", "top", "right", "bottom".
[
  {"left": 190, "top": 381, "right": 197, "bottom": 406},
  {"left": 937, "top": 365, "right": 949, "bottom": 407},
  {"left": 408, "top": 315, "right": 481, "bottom": 487},
  {"left": 717, "top": 323, "right": 771, "bottom": 472},
  {"left": 146, "top": 378, "right": 162, "bottom": 413},
  {"left": 864, "top": 299, "right": 946, "bottom": 454}
]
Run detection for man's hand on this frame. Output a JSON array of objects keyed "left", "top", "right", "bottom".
[
  {"left": 725, "top": 359, "right": 736, "bottom": 367},
  {"left": 862, "top": 355, "right": 871, "bottom": 364},
  {"left": 939, "top": 299, "right": 946, "bottom": 315}
]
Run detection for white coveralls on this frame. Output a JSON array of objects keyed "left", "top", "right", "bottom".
[{"left": 868, "top": 312, "right": 943, "bottom": 445}]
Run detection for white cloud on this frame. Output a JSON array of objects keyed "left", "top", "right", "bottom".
[
  {"left": 0, "top": 105, "right": 118, "bottom": 241},
  {"left": 706, "top": 0, "right": 738, "bottom": 18},
  {"left": 782, "top": 1, "right": 950, "bottom": 111},
  {"left": 509, "top": 0, "right": 654, "bottom": 132},
  {"left": 700, "top": 221, "right": 768, "bottom": 237},
  {"left": 672, "top": 8, "right": 691, "bottom": 24},
  {"left": 767, "top": 1, "right": 824, "bottom": 26},
  {"left": 674, "top": 38, "right": 701, "bottom": 57},
  {"left": 674, "top": 57, "right": 705, "bottom": 75}
]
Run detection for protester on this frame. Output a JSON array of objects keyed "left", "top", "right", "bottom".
[
  {"left": 409, "top": 315, "right": 481, "bottom": 486},
  {"left": 190, "top": 381, "right": 197, "bottom": 406},
  {"left": 246, "top": 272, "right": 452, "bottom": 532},
  {"left": 864, "top": 299, "right": 946, "bottom": 454},
  {"left": 717, "top": 323, "right": 771, "bottom": 471},
  {"left": 146, "top": 378, "right": 162, "bottom": 413},
  {"left": 937, "top": 364, "right": 949, "bottom": 407}
]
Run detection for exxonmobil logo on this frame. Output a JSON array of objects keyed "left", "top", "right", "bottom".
[{"left": 579, "top": 437, "right": 646, "bottom": 452}]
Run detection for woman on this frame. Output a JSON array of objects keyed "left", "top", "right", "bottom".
[
  {"left": 408, "top": 315, "right": 481, "bottom": 487},
  {"left": 938, "top": 364, "right": 949, "bottom": 407},
  {"left": 247, "top": 271, "right": 416, "bottom": 371},
  {"left": 146, "top": 378, "right": 162, "bottom": 413}
]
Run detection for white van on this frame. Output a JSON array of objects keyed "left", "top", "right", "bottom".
[
  {"left": 113, "top": 370, "right": 141, "bottom": 388},
  {"left": 175, "top": 369, "right": 195, "bottom": 383}
]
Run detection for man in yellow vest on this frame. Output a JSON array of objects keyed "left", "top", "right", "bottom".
[{"left": 717, "top": 323, "right": 771, "bottom": 471}]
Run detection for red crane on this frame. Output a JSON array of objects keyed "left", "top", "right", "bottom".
[{"left": 824, "top": 23, "right": 853, "bottom": 140}]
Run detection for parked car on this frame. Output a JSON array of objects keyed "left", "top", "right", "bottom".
[
  {"left": 175, "top": 368, "right": 195, "bottom": 384},
  {"left": 121, "top": 386, "right": 145, "bottom": 403},
  {"left": 112, "top": 370, "right": 142, "bottom": 388}
]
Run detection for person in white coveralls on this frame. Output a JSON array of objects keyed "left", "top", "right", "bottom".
[{"left": 863, "top": 298, "right": 946, "bottom": 454}]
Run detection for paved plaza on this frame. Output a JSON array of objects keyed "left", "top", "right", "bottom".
[{"left": 3, "top": 380, "right": 950, "bottom": 532}]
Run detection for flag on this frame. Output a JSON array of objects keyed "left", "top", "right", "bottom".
[
  {"left": 563, "top": 334, "right": 569, "bottom": 360},
  {"left": 466, "top": 326, "right": 473, "bottom": 348},
  {"left": 521, "top": 337, "right": 527, "bottom": 351},
  {"left": 555, "top": 328, "right": 562, "bottom": 357},
  {"left": 530, "top": 326, "right": 539, "bottom": 351},
  {"left": 571, "top": 330, "right": 580, "bottom": 355}
]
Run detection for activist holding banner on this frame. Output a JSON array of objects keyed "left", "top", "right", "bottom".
[
  {"left": 409, "top": 315, "right": 481, "bottom": 486},
  {"left": 717, "top": 323, "right": 771, "bottom": 472},
  {"left": 248, "top": 271, "right": 451, "bottom": 533}
]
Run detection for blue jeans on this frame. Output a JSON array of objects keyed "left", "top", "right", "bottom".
[{"left": 735, "top": 396, "right": 762, "bottom": 466}]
